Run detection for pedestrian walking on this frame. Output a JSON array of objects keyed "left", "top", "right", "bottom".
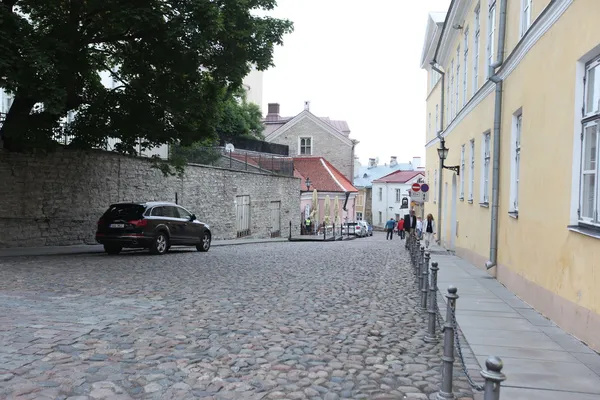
[
  {"left": 424, "top": 213, "right": 436, "bottom": 248},
  {"left": 416, "top": 217, "right": 423, "bottom": 240},
  {"left": 385, "top": 218, "right": 395, "bottom": 240},
  {"left": 397, "top": 218, "right": 405, "bottom": 239},
  {"left": 404, "top": 210, "right": 417, "bottom": 237}
]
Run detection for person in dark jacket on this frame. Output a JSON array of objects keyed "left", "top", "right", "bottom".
[{"left": 404, "top": 210, "right": 417, "bottom": 235}]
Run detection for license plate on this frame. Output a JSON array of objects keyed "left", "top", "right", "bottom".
[{"left": 109, "top": 224, "right": 125, "bottom": 228}]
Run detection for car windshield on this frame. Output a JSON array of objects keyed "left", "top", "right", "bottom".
[{"left": 103, "top": 204, "right": 146, "bottom": 221}]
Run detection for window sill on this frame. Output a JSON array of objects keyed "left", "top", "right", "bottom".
[
  {"left": 479, "top": 202, "right": 490, "bottom": 208},
  {"left": 508, "top": 211, "right": 519, "bottom": 219},
  {"left": 568, "top": 224, "right": 600, "bottom": 240},
  {"left": 459, "top": 197, "right": 465, "bottom": 202},
  {"left": 468, "top": 199, "right": 473, "bottom": 204}
]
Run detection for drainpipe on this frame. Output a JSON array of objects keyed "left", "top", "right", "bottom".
[
  {"left": 430, "top": 62, "right": 445, "bottom": 243},
  {"left": 486, "top": 0, "right": 508, "bottom": 270}
]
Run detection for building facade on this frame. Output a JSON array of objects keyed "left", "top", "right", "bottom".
[
  {"left": 372, "top": 171, "right": 425, "bottom": 227},
  {"left": 421, "top": 0, "right": 600, "bottom": 351},
  {"left": 263, "top": 103, "right": 358, "bottom": 181}
]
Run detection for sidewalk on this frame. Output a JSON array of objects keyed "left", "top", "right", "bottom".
[
  {"left": 0, "top": 237, "right": 288, "bottom": 257},
  {"left": 427, "top": 243, "right": 600, "bottom": 399}
]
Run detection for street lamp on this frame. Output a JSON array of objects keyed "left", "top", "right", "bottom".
[
  {"left": 437, "top": 138, "right": 460, "bottom": 175},
  {"left": 305, "top": 177, "right": 312, "bottom": 191}
]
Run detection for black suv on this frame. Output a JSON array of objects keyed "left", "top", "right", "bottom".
[{"left": 95, "top": 202, "right": 211, "bottom": 255}]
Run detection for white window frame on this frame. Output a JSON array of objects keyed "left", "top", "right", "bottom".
[
  {"left": 450, "top": 59, "right": 455, "bottom": 120},
  {"left": 447, "top": 76, "right": 450, "bottom": 126},
  {"left": 576, "top": 55, "right": 600, "bottom": 227},
  {"left": 469, "top": 139, "right": 475, "bottom": 202},
  {"left": 395, "top": 188, "right": 402, "bottom": 203},
  {"left": 435, "top": 104, "right": 439, "bottom": 133},
  {"left": 520, "top": 0, "right": 532, "bottom": 37},
  {"left": 378, "top": 187, "right": 383, "bottom": 202},
  {"left": 428, "top": 112, "right": 432, "bottom": 138},
  {"left": 474, "top": 4, "right": 481, "bottom": 94},
  {"left": 460, "top": 145, "right": 466, "bottom": 200},
  {"left": 434, "top": 170, "right": 438, "bottom": 203},
  {"left": 463, "top": 28, "right": 469, "bottom": 106},
  {"left": 486, "top": 1, "right": 496, "bottom": 79},
  {"left": 299, "top": 136, "right": 313, "bottom": 155},
  {"left": 510, "top": 111, "right": 523, "bottom": 214},
  {"left": 481, "top": 132, "right": 491, "bottom": 204},
  {"left": 456, "top": 46, "right": 461, "bottom": 114},
  {"left": 378, "top": 211, "right": 383, "bottom": 225}
]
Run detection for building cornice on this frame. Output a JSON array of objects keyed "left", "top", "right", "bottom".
[{"left": 426, "top": 0, "right": 573, "bottom": 149}]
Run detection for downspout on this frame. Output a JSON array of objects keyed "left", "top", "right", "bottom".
[
  {"left": 430, "top": 62, "right": 445, "bottom": 243},
  {"left": 486, "top": 0, "right": 508, "bottom": 270}
]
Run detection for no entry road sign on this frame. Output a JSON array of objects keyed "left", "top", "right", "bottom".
[{"left": 411, "top": 183, "right": 421, "bottom": 192}]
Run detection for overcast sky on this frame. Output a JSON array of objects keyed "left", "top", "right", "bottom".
[{"left": 262, "top": 0, "right": 451, "bottom": 165}]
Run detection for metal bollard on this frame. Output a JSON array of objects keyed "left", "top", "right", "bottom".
[
  {"left": 417, "top": 245, "right": 424, "bottom": 277},
  {"left": 436, "top": 286, "right": 459, "bottom": 400},
  {"left": 424, "top": 259, "right": 438, "bottom": 343},
  {"left": 420, "top": 249, "right": 430, "bottom": 311},
  {"left": 289, "top": 221, "right": 292, "bottom": 240},
  {"left": 417, "top": 244, "right": 424, "bottom": 289},
  {"left": 481, "top": 356, "right": 506, "bottom": 400}
]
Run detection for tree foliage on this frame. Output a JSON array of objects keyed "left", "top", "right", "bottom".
[{"left": 0, "top": 0, "right": 292, "bottom": 154}]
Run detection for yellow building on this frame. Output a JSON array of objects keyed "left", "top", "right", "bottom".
[{"left": 421, "top": 0, "right": 600, "bottom": 351}]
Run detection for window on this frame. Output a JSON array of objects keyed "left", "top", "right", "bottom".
[
  {"left": 463, "top": 29, "right": 469, "bottom": 106},
  {"left": 434, "top": 170, "right": 438, "bottom": 203},
  {"left": 428, "top": 113, "right": 432, "bottom": 137},
  {"left": 357, "top": 212, "right": 363, "bottom": 221},
  {"left": 511, "top": 113, "right": 522, "bottom": 213},
  {"left": 579, "top": 57, "right": 600, "bottom": 225},
  {"left": 435, "top": 104, "right": 439, "bottom": 133},
  {"left": 469, "top": 139, "right": 475, "bottom": 202},
  {"left": 378, "top": 212, "right": 383, "bottom": 225},
  {"left": 474, "top": 4, "right": 481, "bottom": 93},
  {"left": 487, "top": 2, "right": 496, "bottom": 78},
  {"left": 447, "top": 71, "right": 451, "bottom": 125},
  {"left": 450, "top": 59, "right": 454, "bottom": 119},
  {"left": 177, "top": 206, "right": 192, "bottom": 220},
  {"left": 521, "top": 0, "right": 532, "bottom": 37},
  {"left": 460, "top": 145, "right": 466, "bottom": 199},
  {"left": 481, "top": 132, "right": 491, "bottom": 204},
  {"left": 396, "top": 189, "right": 402, "bottom": 202},
  {"left": 299, "top": 137, "right": 312, "bottom": 155},
  {"left": 378, "top": 187, "right": 383, "bottom": 201},
  {"left": 456, "top": 46, "right": 461, "bottom": 113}
]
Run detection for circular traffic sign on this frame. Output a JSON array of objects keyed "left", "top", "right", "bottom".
[
  {"left": 421, "top": 183, "right": 429, "bottom": 193},
  {"left": 411, "top": 183, "right": 421, "bottom": 192}
]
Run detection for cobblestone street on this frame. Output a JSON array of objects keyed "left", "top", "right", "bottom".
[{"left": 0, "top": 235, "right": 474, "bottom": 400}]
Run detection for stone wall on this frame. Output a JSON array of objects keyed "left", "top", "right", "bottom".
[
  {"left": 267, "top": 118, "right": 354, "bottom": 181},
  {"left": 0, "top": 149, "right": 301, "bottom": 248}
]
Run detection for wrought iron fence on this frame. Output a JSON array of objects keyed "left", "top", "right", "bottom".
[{"left": 174, "top": 145, "right": 294, "bottom": 177}]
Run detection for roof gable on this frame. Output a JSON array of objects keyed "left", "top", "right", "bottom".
[
  {"left": 264, "top": 110, "right": 353, "bottom": 146},
  {"left": 353, "top": 163, "right": 414, "bottom": 188},
  {"left": 421, "top": 12, "right": 447, "bottom": 69},
  {"left": 372, "top": 170, "right": 425, "bottom": 184},
  {"left": 294, "top": 157, "right": 357, "bottom": 192}
]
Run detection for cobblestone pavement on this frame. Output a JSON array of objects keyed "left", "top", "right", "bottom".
[{"left": 0, "top": 234, "right": 474, "bottom": 400}]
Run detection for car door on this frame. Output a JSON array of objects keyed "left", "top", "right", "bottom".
[
  {"left": 163, "top": 206, "right": 186, "bottom": 244},
  {"left": 176, "top": 206, "right": 202, "bottom": 244}
]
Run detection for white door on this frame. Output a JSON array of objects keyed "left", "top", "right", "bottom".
[
  {"left": 236, "top": 195, "right": 250, "bottom": 237},
  {"left": 443, "top": 182, "right": 448, "bottom": 246},
  {"left": 270, "top": 201, "right": 281, "bottom": 237}
]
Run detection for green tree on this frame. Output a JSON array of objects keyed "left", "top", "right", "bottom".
[
  {"left": 0, "top": 0, "right": 292, "bottom": 154},
  {"left": 217, "top": 89, "right": 265, "bottom": 140}
]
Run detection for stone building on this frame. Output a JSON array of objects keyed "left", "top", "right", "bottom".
[{"left": 262, "top": 102, "right": 358, "bottom": 181}]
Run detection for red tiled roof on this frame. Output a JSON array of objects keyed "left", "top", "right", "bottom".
[
  {"left": 372, "top": 170, "right": 424, "bottom": 184},
  {"left": 294, "top": 157, "right": 358, "bottom": 192}
]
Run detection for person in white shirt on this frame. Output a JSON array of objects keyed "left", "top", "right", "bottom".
[{"left": 416, "top": 217, "right": 423, "bottom": 239}]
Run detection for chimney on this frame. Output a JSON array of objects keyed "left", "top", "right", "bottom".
[
  {"left": 304, "top": 101, "right": 310, "bottom": 111},
  {"left": 368, "top": 158, "right": 377, "bottom": 168},
  {"left": 390, "top": 156, "right": 398, "bottom": 167},
  {"left": 412, "top": 156, "right": 422, "bottom": 169},
  {"left": 266, "top": 103, "right": 280, "bottom": 121}
]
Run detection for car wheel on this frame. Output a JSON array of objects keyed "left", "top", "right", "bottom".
[
  {"left": 150, "top": 232, "right": 169, "bottom": 255},
  {"left": 104, "top": 244, "right": 122, "bottom": 255},
  {"left": 196, "top": 232, "right": 211, "bottom": 252}
]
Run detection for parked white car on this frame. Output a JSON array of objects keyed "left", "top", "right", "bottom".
[
  {"left": 341, "top": 222, "right": 366, "bottom": 237},
  {"left": 357, "top": 220, "right": 371, "bottom": 237}
]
